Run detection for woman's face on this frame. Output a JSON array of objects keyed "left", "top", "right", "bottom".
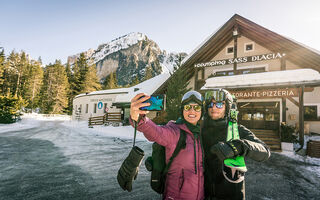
[{"left": 183, "top": 103, "right": 202, "bottom": 125}]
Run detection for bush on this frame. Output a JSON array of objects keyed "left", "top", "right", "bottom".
[
  {"left": 280, "top": 123, "right": 297, "bottom": 143},
  {"left": 0, "top": 96, "right": 21, "bottom": 124}
]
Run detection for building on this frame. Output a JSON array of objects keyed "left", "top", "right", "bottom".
[
  {"left": 72, "top": 73, "right": 170, "bottom": 123},
  {"left": 157, "top": 14, "right": 320, "bottom": 151}
]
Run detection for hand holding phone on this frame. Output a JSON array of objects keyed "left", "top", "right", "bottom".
[
  {"left": 130, "top": 93, "right": 165, "bottom": 121},
  {"left": 139, "top": 94, "right": 165, "bottom": 111}
]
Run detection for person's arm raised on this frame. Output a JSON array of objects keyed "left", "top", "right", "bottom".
[{"left": 130, "top": 93, "right": 150, "bottom": 122}]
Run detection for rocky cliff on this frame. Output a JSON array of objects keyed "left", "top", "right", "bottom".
[{"left": 67, "top": 32, "right": 186, "bottom": 86}]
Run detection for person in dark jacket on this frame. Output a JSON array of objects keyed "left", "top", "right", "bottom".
[{"left": 201, "top": 88, "right": 270, "bottom": 200}]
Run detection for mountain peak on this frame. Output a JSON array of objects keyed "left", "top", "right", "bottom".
[{"left": 92, "top": 32, "right": 147, "bottom": 63}]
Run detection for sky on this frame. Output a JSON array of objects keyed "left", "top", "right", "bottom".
[{"left": 1, "top": 0, "right": 320, "bottom": 65}]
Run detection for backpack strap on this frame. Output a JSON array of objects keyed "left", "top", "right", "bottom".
[{"left": 163, "top": 129, "right": 187, "bottom": 175}]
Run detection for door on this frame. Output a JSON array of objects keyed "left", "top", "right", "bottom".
[{"left": 238, "top": 102, "right": 280, "bottom": 130}]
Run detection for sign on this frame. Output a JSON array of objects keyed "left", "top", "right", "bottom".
[
  {"left": 230, "top": 88, "right": 298, "bottom": 99},
  {"left": 90, "top": 98, "right": 113, "bottom": 102},
  {"left": 98, "top": 102, "right": 103, "bottom": 109},
  {"left": 194, "top": 52, "right": 285, "bottom": 68}
]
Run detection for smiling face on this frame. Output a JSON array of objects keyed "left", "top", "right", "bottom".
[
  {"left": 183, "top": 103, "right": 202, "bottom": 125},
  {"left": 208, "top": 100, "right": 226, "bottom": 120}
]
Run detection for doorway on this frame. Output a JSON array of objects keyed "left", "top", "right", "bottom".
[{"left": 238, "top": 102, "right": 280, "bottom": 130}]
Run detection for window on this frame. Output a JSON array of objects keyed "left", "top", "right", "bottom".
[
  {"left": 244, "top": 42, "right": 254, "bottom": 52},
  {"left": 304, "top": 106, "right": 317, "bottom": 120},
  {"left": 213, "top": 67, "right": 266, "bottom": 77},
  {"left": 226, "top": 46, "right": 234, "bottom": 54},
  {"left": 86, "top": 104, "right": 88, "bottom": 113},
  {"left": 266, "top": 113, "right": 275, "bottom": 121},
  {"left": 242, "top": 113, "right": 252, "bottom": 120},
  {"left": 253, "top": 112, "right": 264, "bottom": 120},
  {"left": 94, "top": 103, "right": 97, "bottom": 113}
]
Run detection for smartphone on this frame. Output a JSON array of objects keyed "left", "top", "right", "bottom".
[{"left": 140, "top": 94, "right": 165, "bottom": 111}]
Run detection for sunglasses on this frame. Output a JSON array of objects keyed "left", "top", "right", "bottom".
[
  {"left": 208, "top": 102, "right": 225, "bottom": 109},
  {"left": 183, "top": 104, "right": 202, "bottom": 112}
]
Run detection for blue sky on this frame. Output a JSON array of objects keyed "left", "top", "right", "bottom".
[{"left": 1, "top": 0, "right": 320, "bottom": 65}]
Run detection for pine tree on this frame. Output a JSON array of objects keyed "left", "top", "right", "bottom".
[
  {"left": 0, "top": 48, "right": 5, "bottom": 94},
  {"left": 0, "top": 95, "right": 21, "bottom": 123},
  {"left": 22, "top": 60, "right": 43, "bottom": 111},
  {"left": 103, "top": 72, "right": 117, "bottom": 89},
  {"left": 144, "top": 66, "right": 153, "bottom": 81},
  {"left": 81, "top": 63, "right": 102, "bottom": 93},
  {"left": 165, "top": 55, "right": 190, "bottom": 121},
  {"left": 78, "top": 53, "right": 89, "bottom": 91},
  {"left": 39, "top": 60, "right": 69, "bottom": 114},
  {"left": 131, "top": 75, "right": 140, "bottom": 86}
]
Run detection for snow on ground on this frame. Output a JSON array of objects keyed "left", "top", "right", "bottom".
[
  {"left": 277, "top": 150, "right": 320, "bottom": 178},
  {"left": 0, "top": 113, "right": 71, "bottom": 134},
  {"left": 61, "top": 119, "right": 148, "bottom": 141},
  {"left": 1, "top": 113, "right": 319, "bottom": 176}
]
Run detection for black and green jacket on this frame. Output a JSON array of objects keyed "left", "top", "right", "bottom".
[{"left": 201, "top": 117, "right": 270, "bottom": 200}]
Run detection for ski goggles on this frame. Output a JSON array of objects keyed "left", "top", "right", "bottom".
[
  {"left": 208, "top": 102, "right": 225, "bottom": 109},
  {"left": 205, "top": 89, "right": 227, "bottom": 102},
  {"left": 183, "top": 104, "right": 202, "bottom": 112},
  {"left": 181, "top": 91, "right": 204, "bottom": 105}
]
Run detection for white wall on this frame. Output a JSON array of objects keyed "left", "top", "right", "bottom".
[{"left": 72, "top": 93, "right": 122, "bottom": 121}]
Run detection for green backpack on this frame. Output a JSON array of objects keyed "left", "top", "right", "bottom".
[{"left": 144, "top": 130, "right": 187, "bottom": 194}]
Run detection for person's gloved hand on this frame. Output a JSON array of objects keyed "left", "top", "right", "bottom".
[
  {"left": 117, "top": 146, "right": 144, "bottom": 192},
  {"left": 210, "top": 140, "right": 244, "bottom": 161}
]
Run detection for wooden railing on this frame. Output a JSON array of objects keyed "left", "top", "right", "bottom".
[
  {"left": 88, "top": 112, "right": 122, "bottom": 127},
  {"left": 307, "top": 140, "right": 320, "bottom": 158}
]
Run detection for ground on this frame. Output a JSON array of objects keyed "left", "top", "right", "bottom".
[{"left": 0, "top": 114, "right": 319, "bottom": 200}]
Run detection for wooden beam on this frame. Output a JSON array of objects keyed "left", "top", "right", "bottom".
[
  {"left": 233, "top": 26, "right": 238, "bottom": 75},
  {"left": 287, "top": 96, "right": 299, "bottom": 107},
  {"left": 282, "top": 97, "right": 286, "bottom": 123},
  {"left": 299, "top": 87, "right": 305, "bottom": 147},
  {"left": 194, "top": 67, "right": 198, "bottom": 90},
  {"left": 281, "top": 57, "right": 286, "bottom": 70}
]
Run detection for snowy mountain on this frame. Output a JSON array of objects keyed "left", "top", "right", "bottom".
[{"left": 67, "top": 32, "right": 187, "bottom": 86}]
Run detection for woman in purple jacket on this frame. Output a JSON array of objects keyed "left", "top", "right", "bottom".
[{"left": 130, "top": 91, "right": 205, "bottom": 200}]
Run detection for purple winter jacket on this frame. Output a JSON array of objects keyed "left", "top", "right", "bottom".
[{"left": 131, "top": 116, "right": 204, "bottom": 200}]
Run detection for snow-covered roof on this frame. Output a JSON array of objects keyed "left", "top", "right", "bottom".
[
  {"left": 201, "top": 69, "right": 320, "bottom": 90},
  {"left": 74, "top": 72, "right": 170, "bottom": 102},
  {"left": 115, "top": 73, "right": 170, "bottom": 103},
  {"left": 74, "top": 88, "right": 130, "bottom": 99}
]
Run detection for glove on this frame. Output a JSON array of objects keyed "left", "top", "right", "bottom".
[
  {"left": 117, "top": 146, "right": 144, "bottom": 192},
  {"left": 210, "top": 140, "right": 244, "bottom": 161}
]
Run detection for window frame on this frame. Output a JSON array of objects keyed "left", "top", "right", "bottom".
[
  {"left": 244, "top": 42, "right": 255, "bottom": 53},
  {"left": 304, "top": 105, "right": 318, "bottom": 121},
  {"left": 226, "top": 46, "right": 234, "bottom": 55}
]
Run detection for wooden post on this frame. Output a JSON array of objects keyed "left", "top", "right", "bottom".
[
  {"left": 282, "top": 97, "right": 286, "bottom": 123},
  {"left": 194, "top": 67, "right": 198, "bottom": 90},
  {"left": 233, "top": 26, "right": 238, "bottom": 75},
  {"left": 281, "top": 57, "right": 286, "bottom": 70},
  {"left": 299, "top": 86, "right": 305, "bottom": 147}
]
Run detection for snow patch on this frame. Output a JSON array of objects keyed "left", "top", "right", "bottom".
[
  {"left": 61, "top": 120, "right": 148, "bottom": 141},
  {"left": 91, "top": 32, "right": 146, "bottom": 64}
]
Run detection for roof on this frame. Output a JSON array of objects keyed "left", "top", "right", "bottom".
[
  {"left": 201, "top": 69, "right": 320, "bottom": 90},
  {"left": 114, "top": 73, "right": 170, "bottom": 103},
  {"left": 74, "top": 87, "right": 130, "bottom": 99},
  {"left": 159, "top": 14, "right": 320, "bottom": 93},
  {"left": 74, "top": 73, "right": 170, "bottom": 103}
]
